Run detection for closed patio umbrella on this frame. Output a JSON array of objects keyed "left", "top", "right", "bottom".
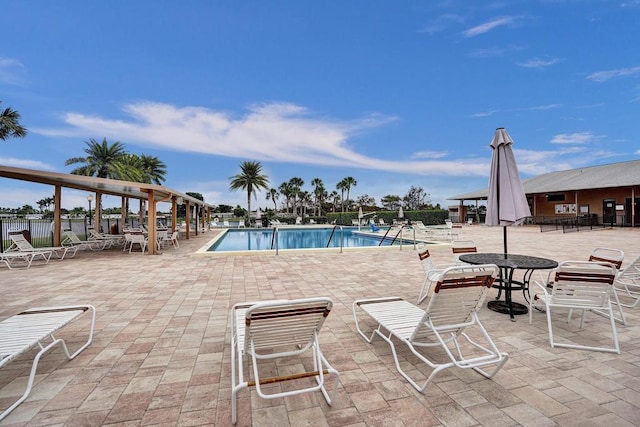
[
  {"left": 358, "top": 207, "right": 363, "bottom": 230},
  {"left": 486, "top": 127, "right": 531, "bottom": 255},
  {"left": 398, "top": 206, "right": 404, "bottom": 219}
]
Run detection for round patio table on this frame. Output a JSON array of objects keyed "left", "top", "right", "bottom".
[{"left": 458, "top": 253, "right": 558, "bottom": 321}]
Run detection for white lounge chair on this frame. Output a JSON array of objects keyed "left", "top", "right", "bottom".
[
  {"left": 8, "top": 233, "right": 74, "bottom": 260},
  {"left": 63, "top": 230, "right": 107, "bottom": 251},
  {"left": 530, "top": 261, "right": 620, "bottom": 353},
  {"left": 223, "top": 220, "right": 230, "bottom": 227},
  {"left": 0, "top": 305, "right": 96, "bottom": 421},
  {"left": 88, "top": 229, "right": 123, "bottom": 248},
  {"left": 353, "top": 264, "right": 508, "bottom": 393},
  {"left": 230, "top": 297, "right": 339, "bottom": 425},
  {"left": 0, "top": 251, "right": 42, "bottom": 269},
  {"left": 237, "top": 220, "right": 245, "bottom": 228}
]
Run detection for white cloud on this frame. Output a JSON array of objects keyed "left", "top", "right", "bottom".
[
  {"left": 410, "top": 150, "right": 448, "bottom": 160},
  {"left": 0, "top": 57, "right": 26, "bottom": 85},
  {"left": 586, "top": 65, "right": 640, "bottom": 82},
  {"left": 0, "top": 157, "right": 56, "bottom": 170},
  {"left": 471, "top": 110, "right": 498, "bottom": 118},
  {"left": 550, "top": 132, "right": 596, "bottom": 144},
  {"left": 34, "top": 101, "right": 494, "bottom": 177},
  {"left": 529, "top": 104, "right": 561, "bottom": 111},
  {"left": 463, "top": 16, "right": 515, "bottom": 37},
  {"left": 419, "top": 13, "right": 464, "bottom": 34},
  {"left": 517, "top": 58, "right": 560, "bottom": 68}
]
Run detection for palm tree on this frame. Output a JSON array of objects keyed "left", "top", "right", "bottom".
[
  {"left": 311, "top": 178, "right": 324, "bottom": 216},
  {"left": 139, "top": 154, "right": 167, "bottom": 184},
  {"left": 278, "top": 182, "right": 293, "bottom": 214},
  {"left": 0, "top": 101, "right": 27, "bottom": 140},
  {"left": 288, "top": 177, "right": 304, "bottom": 217},
  {"left": 329, "top": 191, "right": 339, "bottom": 212},
  {"left": 342, "top": 176, "right": 357, "bottom": 211},
  {"left": 336, "top": 180, "right": 346, "bottom": 213},
  {"left": 266, "top": 188, "right": 279, "bottom": 211},
  {"left": 229, "top": 161, "right": 269, "bottom": 224},
  {"left": 65, "top": 138, "right": 128, "bottom": 178},
  {"left": 65, "top": 138, "right": 128, "bottom": 224}
]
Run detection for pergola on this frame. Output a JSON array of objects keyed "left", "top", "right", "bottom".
[{"left": 0, "top": 165, "right": 215, "bottom": 255}]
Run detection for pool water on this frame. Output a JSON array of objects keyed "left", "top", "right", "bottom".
[{"left": 207, "top": 227, "right": 401, "bottom": 252}]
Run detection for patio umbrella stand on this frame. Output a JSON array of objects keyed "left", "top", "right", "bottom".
[{"left": 485, "top": 127, "right": 532, "bottom": 317}]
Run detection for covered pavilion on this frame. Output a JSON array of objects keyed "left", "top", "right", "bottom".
[{"left": 0, "top": 165, "right": 216, "bottom": 254}]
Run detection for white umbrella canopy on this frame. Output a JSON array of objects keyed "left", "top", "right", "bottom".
[
  {"left": 398, "top": 206, "right": 404, "bottom": 219},
  {"left": 486, "top": 127, "right": 531, "bottom": 254}
]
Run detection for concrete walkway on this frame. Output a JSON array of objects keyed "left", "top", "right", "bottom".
[{"left": 1, "top": 225, "right": 639, "bottom": 426}]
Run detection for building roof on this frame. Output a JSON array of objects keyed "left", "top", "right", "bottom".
[{"left": 449, "top": 159, "right": 640, "bottom": 201}]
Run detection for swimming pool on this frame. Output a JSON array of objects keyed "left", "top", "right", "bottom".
[{"left": 206, "top": 227, "right": 406, "bottom": 252}]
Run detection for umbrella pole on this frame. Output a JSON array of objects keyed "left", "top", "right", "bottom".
[{"left": 503, "top": 226, "right": 508, "bottom": 257}]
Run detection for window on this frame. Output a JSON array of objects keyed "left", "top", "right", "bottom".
[{"left": 545, "top": 193, "right": 565, "bottom": 202}]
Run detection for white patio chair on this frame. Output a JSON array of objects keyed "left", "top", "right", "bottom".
[
  {"left": 587, "top": 247, "right": 626, "bottom": 325},
  {"left": 353, "top": 264, "right": 508, "bottom": 393},
  {"left": 614, "top": 255, "right": 640, "bottom": 309},
  {"left": 230, "top": 297, "right": 339, "bottom": 425},
  {"left": 168, "top": 231, "right": 179, "bottom": 249},
  {"left": 127, "top": 233, "right": 148, "bottom": 253},
  {"left": 223, "top": 220, "right": 230, "bottom": 227},
  {"left": 529, "top": 261, "right": 620, "bottom": 354},
  {"left": 451, "top": 240, "right": 478, "bottom": 264},
  {"left": 237, "top": 220, "right": 245, "bottom": 228}
]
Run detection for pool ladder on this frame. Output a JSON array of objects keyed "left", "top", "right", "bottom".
[
  {"left": 379, "top": 224, "right": 416, "bottom": 250},
  {"left": 271, "top": 226, "right": 279, "bottom": 254},
  {"left": 326, "top": 225, "right": 345, "bottom": 253}
]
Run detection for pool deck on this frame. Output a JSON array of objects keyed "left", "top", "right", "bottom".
[{"left": 1, "top": 224, "right": 640, "bottom": 426}]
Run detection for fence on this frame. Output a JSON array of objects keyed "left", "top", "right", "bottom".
[{"left": 537, "top": 215, "right": 607, "bottom": 233}]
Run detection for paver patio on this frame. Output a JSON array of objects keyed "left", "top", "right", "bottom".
[{"left": 1, "top": 225, "right": 639, "bottom": 426}]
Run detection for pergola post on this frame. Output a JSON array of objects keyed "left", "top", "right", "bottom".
[
  {"left": 53, "top": 185, "right": 62, "bottom": 246},
  {"left": 147, "top": 190, "right": 157, "bottom": 255}
]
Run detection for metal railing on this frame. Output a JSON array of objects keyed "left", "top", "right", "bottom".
[
  {"left": 538, "top": 215, "right": 606, "bottom": 233},
  {"left": 326, "top": 225, "right": 344, "bottom": 252}
]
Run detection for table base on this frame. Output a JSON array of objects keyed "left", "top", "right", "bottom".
[{"left": 487, "top": 300, "right": 528, "bottom": 316}]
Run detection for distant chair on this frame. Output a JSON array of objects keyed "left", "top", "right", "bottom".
[
  {"left": 451, "top": 240, "right": 478, "bottom": 264},
  {"left": 296, "top": 216, "right": 303, "bottom": 225},
  {"left": 378, "top": 218, "right": 386, "bottom": 226},
  {"left": 238, "top": 220, "right": 246, "bottom": 228},
  {"left": 223, "top": 220, "right": 230, "bottom": 227}
]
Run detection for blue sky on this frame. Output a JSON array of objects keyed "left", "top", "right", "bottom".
[{"left": 1, "top": 0, "right": 639, "bottom": 212}]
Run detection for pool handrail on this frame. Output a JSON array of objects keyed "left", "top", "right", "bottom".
[{"left": 326, "top": 225, "right": 344, "bottom": 252}]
